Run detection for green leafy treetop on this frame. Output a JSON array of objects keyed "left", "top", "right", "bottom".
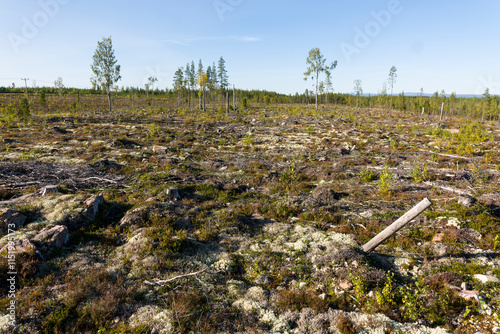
[
  {"left": 304, "top": 48, "right": 337, "bottom": 110},
  {"left": 91, "top": 36, "right": 121, "bottom": 112}
]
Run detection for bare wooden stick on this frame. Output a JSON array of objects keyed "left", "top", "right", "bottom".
[
  {"left": 362, "top": 198, "right": 432, "bottom": 253},
  {"left": 423, "top": 181, "right": 474, "bottom": 197},
  {"left": 143, "top": 268, "right": 207, "bottom": 286}
]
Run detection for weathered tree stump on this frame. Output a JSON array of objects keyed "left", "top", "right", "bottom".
[
  {"left": 166, "top": 187, "right": 180, "bottom": 200},
  {"left": 42, "top": 185, "right": 59, "bottom": 196}
]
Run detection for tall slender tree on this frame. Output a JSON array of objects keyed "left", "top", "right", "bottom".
[
  {"left": 218, "top": 57, "right": 228, "bottom": 105},
  {"left": 388, "top": 66, "right": 397, "bottom": 110},
  {"left": 91, "top": 36, "right": 121, "bottom": 112},
  {"left": 325, "top": 72, "right": 333, "bottom": 104},
  {"left": 173, "top": 68, "right": 184, "bottom": 107},
  {"left": 185, "top": 63, "right": 193, "bottom": 107},
  {"left": 148, "top": 76, "right": 158, "bottom": 107},
  {"left": 353, "top": 79, "right": 363, "bottom": 108},
  {"left": 304, "top": 48, "right": 337, "bottom": 110},
  {"left": 197, "top": 60, "right": 204, "bottom": 109},
  {"left": 197, "top": 71, "right": 208, "bottom": 111}
]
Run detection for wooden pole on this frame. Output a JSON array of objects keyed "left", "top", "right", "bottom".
[
  {"left": 362, "top": 198, "right": 432, "bottom": 253},
  {"left": 440, "top": 102, "right": 444, "bottom": 121}
]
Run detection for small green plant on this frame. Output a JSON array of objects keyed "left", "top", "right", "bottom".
[
  {"left": 18, "top": 98, "right": 30, "bottom": 121},
  {"left": 494, "top": 234, "right": 500, "bottom": 250},
  {"left": 412, "top": 163, "right": 428, "bottom": 183},
  {"left": 348, "top": 272, "right": 366, "bottom": 306},
  {"left": 359, "top": 168, "right": 375, "bottom": 182},
  {"left": 399, "top": 282, "right": 426, "bottom": 321},
  {"left": 242, "top": 133, "right": 253, "bottom": 146},
  {"left": 375, "top": 272, "right": 396, "bottom": 312},
  {"left": 378, "top": 165, "right": 393, "bottom": 196},
  {"left": 279, "top": 163, "right": 298, "bottom": 190}
]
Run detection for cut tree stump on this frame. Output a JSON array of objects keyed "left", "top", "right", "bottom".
[
  {"left": 42, "top": 185, "right": 59, "bottom": 196},
  {"left": 362, "top": 198, "right": 432, "bottom": 253},
  {"left": 166, "top": 187, "right": 180, "bottom": 200}
]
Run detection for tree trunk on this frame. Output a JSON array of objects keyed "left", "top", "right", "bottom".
[
  {"left": 107, "top": 90, "right": 112, "bottom": 112},
  {"left": 203, "top": 87, "right": 206, "bottom": 111},
  {"left": 315, "top": 73, "right": 319, "bottom": 110}
]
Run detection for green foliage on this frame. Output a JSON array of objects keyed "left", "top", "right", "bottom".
[
  {"left": 279, "top": 163, "right": 298, "bottom": 191},
  {"left": 411, "top": 162, "right": 429, "bottom": 183},
  {"left": 359, "top": 168, "right": 375, "bottom": 182},
  {"left": 142, "top": 214, "right": 186, "bottom": 258},
  {"left": 399, "top": 282, "right": 425, "bottom": 321},
  {"left": 242, "top": 98, "right": 249, "bottom": 109},
  {"left": 378, "top": 165, "right": 393, "bottom": 196},
  {"left": 242, "top": 133, "right": 253, "bottom": 146},
  {"left": 39, "top": 91, "right": 46, "bottom": 107},
  {"left": 18, "top": 98, "right": 30, "bottom": 121}
]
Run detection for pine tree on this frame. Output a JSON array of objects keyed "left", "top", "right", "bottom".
[
  {"left": 173, "top": 68, "right": 184, "bottom": 107},
  {"left": 218, "top": 57, "right": 228, "bottom": 105}
]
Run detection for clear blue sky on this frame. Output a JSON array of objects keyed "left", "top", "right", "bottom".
[{"left": 1, "top": 0, "right": 499, "bottom": 95}]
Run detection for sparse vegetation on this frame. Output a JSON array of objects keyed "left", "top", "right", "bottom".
[{"left": 0, "top": 95, "right": 499, "bottom": 333}]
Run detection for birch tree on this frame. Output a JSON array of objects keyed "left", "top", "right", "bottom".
[
  {"left": 388, "top": 66, "right": 397, "bottom": 110},
  {"left": 91, "top": 36, "right": 121, "bottom": 112},
  {"left": 304, "top": 48, "right": 337, "bottom": 110}
]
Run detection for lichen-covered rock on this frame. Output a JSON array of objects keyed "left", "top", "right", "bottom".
[
  {"left": 0, "top": 238, "right": 39, "bottom": 257},
  {"left": 0, "top": 208, "right": 26, "bottom": 237},
  {"left": 32, "top": 225, "right": 69, "bottom": 251},
  {"left": 80, "top": 193, "right": 104, "bottom": 222},
  {"left": 119, "top": 206, "right": 148, "bottom": 230}
]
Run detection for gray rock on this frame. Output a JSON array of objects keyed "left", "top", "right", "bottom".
[
  {"left": 473, "top": 274, "right": 500, "bottom": 284},
  {"left": 255, "top": 274, "right": 269, "bottom": 285},
  {"left": 0, "top": 238, "right": 40, "bottom": 259},
  {"left": 0, "top": 208, "right": 27, "bottom": 237},
  {"left": 32, "top": 225, "right": 70, "bottom": 250},
  {"left": 81, "top": 193, "right": 104, "bottom": 221},
  {"left": 458, "top": 195, "right": 476, "bottom": 207}
]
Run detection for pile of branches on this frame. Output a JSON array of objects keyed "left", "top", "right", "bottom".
[{"left": 0, "top": 160, "right": 129, "bottom": 190}]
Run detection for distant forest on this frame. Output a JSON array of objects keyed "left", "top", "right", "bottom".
[{"left": 0, "top": 85, "right": 499, "bottom": 121}]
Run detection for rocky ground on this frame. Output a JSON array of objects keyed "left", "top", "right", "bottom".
[{"left": 0, "top": 105, "right": 499, "bottom": 333}]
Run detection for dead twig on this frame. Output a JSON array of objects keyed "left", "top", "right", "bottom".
[
  {"left": 423, "top": 181, "right": 474, "bottom": 197},
  {"left": 144, "top": 268, "right": 208, "bottom": 286}
]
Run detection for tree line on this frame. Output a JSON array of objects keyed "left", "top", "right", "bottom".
[{"left": 2, "top": 39, "right": 499, "bottom": 121}]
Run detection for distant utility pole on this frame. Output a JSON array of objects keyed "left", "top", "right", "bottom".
[
  {"left": 21, "top": 78, "right": 29, "bottom": 104},
  {"left": 233, "top": 84, "right": 235, "bottom": 111}
]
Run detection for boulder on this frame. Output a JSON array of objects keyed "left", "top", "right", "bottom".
[
  {"left": 0, "top": 238, "right": 39, "bottom": 257},
  {"left": 0, "top": 208, "right": 27, "bottom": 237},
  {"left": 81, "top": 193, "right": 104, "bottom": 222},
  {"left": 32, "top": 225, "right": 70, "bottom": 251},
  {"left": 473, "top": 274, "right": 500, "bottom": 284},
  {"left": 119, "top": 207, "right": 148, "bottom": 229},
  {"left": 457, "top": 195, "right": 476, "bottom": 208}
]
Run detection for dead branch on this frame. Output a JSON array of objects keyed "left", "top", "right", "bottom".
[
  {"left": 143, "top": 268, "right": 208, "bottom": 286},
  {"left": 423, "top": 181, "right": 474, "bottom": 197}
]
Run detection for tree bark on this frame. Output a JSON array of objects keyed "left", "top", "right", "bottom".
[{"left": 107, "top": 90, "right": 112, "bottom": 112}]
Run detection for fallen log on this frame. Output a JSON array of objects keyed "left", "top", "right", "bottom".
[{"left": 362, "top": 198, "right": 432, "bottom": 253}]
